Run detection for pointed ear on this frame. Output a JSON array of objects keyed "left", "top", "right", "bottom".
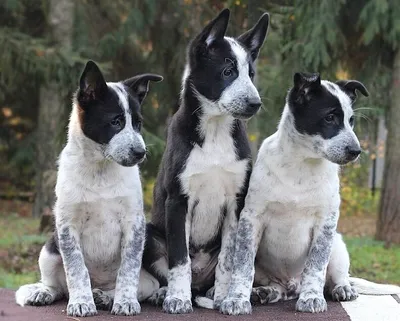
[
  {"left": 237, "top": 12, "right": 269, "bottom": 61},
  {"left": 193, "top": 8, "right": 230, "bottom": 48},
  {"left": 336, "top": 80, "right": 369, "bottom": 102},
  {"left": 293, "top": 72, "right": 321, "bottom": 104},
  {"left": 123, "top": 74, "right": 163, "bottom": 104},
  {"left": 79, "top": 60, "right": 107, "bottom": 102}
]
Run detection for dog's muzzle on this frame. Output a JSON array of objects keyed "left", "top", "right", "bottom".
[
  {"left": 345, "top": 145, "right": 361, "bottom": 162},
  {"left": 120, "top": 147, "right": 146, "bottom": 167},
  {"left": 232, "top": 98, "right": 262, "bottom": 119}
]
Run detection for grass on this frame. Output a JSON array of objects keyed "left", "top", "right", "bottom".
[
  {"left": 346, "top": 236, "right": 400, "bottom": 285},
  {"left": 0, "top": 211, "right": 399, "bottom": 289},
  {"left": 0, "top": 212, "right": 46, "bottom": 289}
]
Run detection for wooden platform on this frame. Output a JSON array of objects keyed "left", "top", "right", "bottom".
[{"left": 1, "top": 289, "right": 399, "bottom": 321}]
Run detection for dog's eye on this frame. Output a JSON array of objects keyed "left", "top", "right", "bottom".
[
  {"left": 222, "top": 68, "right": 233, "bottom": 79},
  {"left": 249, "top": 70, "right": 255, "bottom": 79},
  {"left": 325, "top": 114, "right": 335, "bottom": 123},
  {"left": 349, "top": 116, "right": 355, "bottom": 126},
  {"left": 110, "top": 116, "right": 124, "bottom": 128}
]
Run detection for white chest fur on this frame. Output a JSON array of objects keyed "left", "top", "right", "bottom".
[
  {"left": 55, "top": 141, "right": 143, "bottom": 288},
  {"left": 179, "top": 116, "right": 248, "bottom": 248},
  {"left": 253, "top": 133, "right": 340, "bottom": 282}
]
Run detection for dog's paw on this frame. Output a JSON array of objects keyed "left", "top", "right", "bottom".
[
  {"left": 67, "top": 300, "right": 97, "bottom": 317},
  {"left": 92, "top": 289, "right": 113, "bottom": 311},
  {"left": 332, "top": 284, "right": 358, "bottom": 302},
  {"left": 250, "top": 286, "right": 281, "bottom": 304},
  {"left": 148, "top": 286, "right": 168, "bottom": 306},
  {"left": 162, "top": 296, "right": 193, "bottom": 314},
  {"left": 25, "top": 289, "right": 54, "bottom": 306},
  {"left": 16, "top": 284, "right": 56, "bottom": 306},
  {"left": 220, "top": 297, "right": 252, "bottom": 315},
  {"left": 296, "top": 295, "right": 327, "bottom": 313},
  {"left": 111, "top": 299, "right": 141, "bottom": 316}
]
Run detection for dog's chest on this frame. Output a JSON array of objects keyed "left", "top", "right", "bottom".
[
  {"left": 74, "top": 197, "right": 132, "bottom": 288},
  {"left": 57, "top": 157, "right": 143, "bottom": 288},
  {"left": 179, "top": 123, "right": 248, "bottom": 247},
  {"left": 257, "top": 205, "right": 316, "bottom": 282}
]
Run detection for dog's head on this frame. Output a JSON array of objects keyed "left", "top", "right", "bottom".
[
  {"left": 76, "top": 61, "right": 163, "bottom": 167},
  {"left": 287, "top": 72, "right": 369, "bottom": 165},
  {"left": 186, "top": 8, "right": 269, "bottom": 119}
]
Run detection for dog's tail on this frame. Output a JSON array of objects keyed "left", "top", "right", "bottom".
[
  {"left": 194, "top": 296, "right": 215, "bottom": 309},
  {"left": 350, "top": 277, "right": 400, "bottom": 295}
]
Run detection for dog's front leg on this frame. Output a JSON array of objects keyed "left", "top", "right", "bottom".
[
  {"left": 163, "top": 194, "right": 193, "bottom": 314},
  {"left": 296, "top": 210, "right": 338, "bottom": 313},
  {"left": 219, "top": 206, "right": 264, "bottom": 315},
  {"left": 57, "top": 216, "right": 96, "bottom": 317},
  {"left": 212, "top": 206, "right": 238, "bottom": 308},
  {"left": 112, "top": 212, "right": 146, "bottom": 315}
]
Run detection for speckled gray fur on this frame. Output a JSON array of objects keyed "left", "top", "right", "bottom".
[{"left": 221, "top": 79, "right": 365, "bottom": 315}]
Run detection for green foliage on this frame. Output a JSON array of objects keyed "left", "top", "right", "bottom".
[
  {"left": 346, "top": 237, "right": 400, "bottom": 285},
  {"left": 340, "top": 162, "right": 379, "bottom": 217},
  {"left": 283, "top": 0, "right": 346, "bottom": 72},
  {"left": 359, "top": 0, "right": 400, "bottom": 48}
]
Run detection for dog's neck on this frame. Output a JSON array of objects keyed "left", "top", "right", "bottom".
[
  {"left": 66, "top": 103, "right": 115, "bottom": 168},
  {"left": 276, "top": 105, "right": 332, "bottom": 167},
  {"left": 181, "top": 76, "right": 235, "bottom": 142}
]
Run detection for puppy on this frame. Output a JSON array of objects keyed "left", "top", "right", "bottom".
[
  {"left": 221, "top": 72, "right": 400, "bottom": 315},
  {"left": 141, "top": 9, "right": 269, "bottom": 314},
  {"left": 15, "top": 61, "right": 162, "bottom": 317}
]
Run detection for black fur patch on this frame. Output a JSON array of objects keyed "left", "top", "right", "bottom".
[
  {"left": 45, "top": 232, "right": 60, "bottom": 255},
  {"left": 288, "top": 73, "right": 345, "bottom": 139},
  {"left": 76, "top": 61, "right": 144, "bottom": 145}
]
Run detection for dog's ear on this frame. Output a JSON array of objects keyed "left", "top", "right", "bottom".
[
  {"left": 192, "top": 8, "right": 230, "bottom": 49},
  {"left": 123, "top": 74, "right": 163, "bottom": 104},
  {"left": 79, "top": 61, "right": 107, "bottom": 102},
  {"left": 293, "top": 72, "right": 321, "bottom": 104},
  {"left": 237, "top": 12, "right": 269, "bottom": 61},
  {"left": 336, "top": 80, "right": 369, "bottom": 102}
]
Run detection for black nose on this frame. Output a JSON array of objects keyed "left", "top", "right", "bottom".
[
  {"left": 247, "top": 98, "right": 262, "bottom": 110},
  {"left": 131, "top": 148, "right": 146, "bottom": 160},
  {"left": 346, "top": 146, "right": 361, "bottom": 158}
]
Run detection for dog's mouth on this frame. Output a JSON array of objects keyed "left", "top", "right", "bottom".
[
  {"left": 231, "top": 111, "right": 258, "bottom": 120},
  {"left": 119, "top": 155, "right": 146, "bottom": 167},
  {"left": 326, "top": 155, "right": 360, "bottom": 166}
]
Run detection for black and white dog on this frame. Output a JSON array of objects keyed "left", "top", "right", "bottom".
[
  {"left": 220, "top": 73, "right": 400, "bottom": 315},
  {"left": 141, "top": 9, "right": 269, "bottom": 314},
  {"left": 15, "top": 61, "right": 162, "bottom": 317}
]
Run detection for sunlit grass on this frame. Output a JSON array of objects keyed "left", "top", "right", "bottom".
[{"left": 345, "top": 237, "right": 400, "bottom": 285}]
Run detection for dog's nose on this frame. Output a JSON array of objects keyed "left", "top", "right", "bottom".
[
  {"left": 346, "top": 146, "right": 361, "bottom": 158},
  {"left": 247, "top": 98, "right": 262, "bottom": 110},
  {"left": 131, "top": 148, "right": 146, "bottom": 160}
]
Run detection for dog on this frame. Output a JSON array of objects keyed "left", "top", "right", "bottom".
[
  {"left": 140, "top": 8, "right": 269, "bottom": 314},
  {"left": 219, "top": 72, "right": 400, "bottom": 315},
  {"left": 15, "top": 61, "right": 163, "bottom": 317}
]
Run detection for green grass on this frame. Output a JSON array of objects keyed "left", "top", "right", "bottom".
[
  {"left": 0, "top": 213, "right": 46, "bottom": 289},
  {"left": 0, "top": 213, "right": 399, "bottom": 289},
  {"left": 0, "top": 268, "right": 39, "bottom": 289},
  {"left": 345, "top": 236, "right": 400, "bottom": 285}
]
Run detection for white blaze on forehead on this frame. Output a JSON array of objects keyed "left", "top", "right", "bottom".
[
  {"left": 225, "top": 37, "right": 249, "bottom": 72},
  {"left": 108, "top": 82, "right": 130, "bottom": 114},
  {"left": 321, "top": 80, "right": 353, "bottom": 123}
]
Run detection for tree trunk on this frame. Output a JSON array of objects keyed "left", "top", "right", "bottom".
[
  {"left": 376, "top": 49, "right": 400, "bottom": 245},
  {"left": 32, "top": 0, "right": 74, "bottom": 218}
]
